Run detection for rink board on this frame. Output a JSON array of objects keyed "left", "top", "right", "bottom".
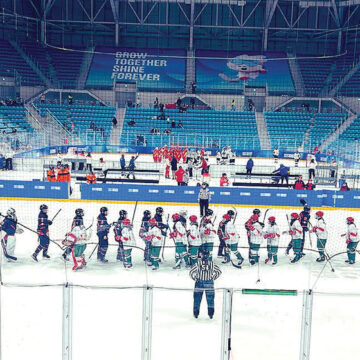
[{"left": 80, "top": 183, "right": 360, "bottom": 208}]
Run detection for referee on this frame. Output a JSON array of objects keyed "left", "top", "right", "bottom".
[
  {"left": 189, "top": 250, "right": 222, "bottom": 319},
  {"left": 198, "top": 182, "right": 211, "bottom": 217}
]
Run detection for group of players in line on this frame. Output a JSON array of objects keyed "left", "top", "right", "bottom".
[{"left": 0, "top": 203, "right": 358, "bottom": 270}]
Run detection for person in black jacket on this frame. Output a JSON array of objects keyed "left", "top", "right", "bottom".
[{"left": 170, "top": 156, "right": 178, "bottom": 179}]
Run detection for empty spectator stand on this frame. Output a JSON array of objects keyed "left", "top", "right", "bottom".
[
  {"left": 122, "top": 108, "right": 260, "bottom": 149},
  {"left": 303, "top": 112, "right": 347, "bottom": 152},
  {"left": 297, "top": 55, "right": 334, "bottom": 96},
  {"left": 0, "top": 106, "right": 34, "bottom": 134},
  {"left": 339, "top": 65, "right": 360, "bottom": 97},
  {"left": 35, "top": 103, "right": 116, "bottom": 144},
  {"left": 0, "top": 39, "right": 44, "bottom": 86},
  {"left": 334, "top": 114, "right": 360, "bottom": 143},
  {"left": 264, "top": 111, "right": 312, "bottom": 150}
]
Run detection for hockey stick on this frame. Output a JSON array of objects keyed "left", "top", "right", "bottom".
[
  {"left": 51, "top": 209, "right": 62, "bottom": 222},
  {"left": 88, "top": 244, "right": 98, "bottom": 259},
  {"left": 1, "top": 237, "right": 17, "bottom": 261},
  {"left": 161, "top": 214, "right": 170, "bottom": 261},
  {"left": 262, "top": 208, "right": 272, "bottom": 224}
]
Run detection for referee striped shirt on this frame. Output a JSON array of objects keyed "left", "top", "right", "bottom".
[{"left": 190, "top": 260, "right": 222, "bottom": 281}]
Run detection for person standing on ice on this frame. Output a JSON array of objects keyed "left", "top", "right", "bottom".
[
  {"left": 190, "top": 250, "right": 222, "bottom": 319},
  {"left": 96, "top": 207, "right": 111, "bottom": 263},
  {"left": 311, "top": 211, "right": 327, "bottom": 262},
  {"left": 139, "top": 210, "right": 152, "bottom": 263},
  {"left": 0, "top": 208, "right": 23, "bottom": 261},
  {"left": 114, "top": 210, "right": 128, "bottom": 262},
  {"left": 170, "top": 213, "right": 190, "bottom": 269},
  {"left": 341, "top": 217, "right": 358, "bottom": 265},
  {"left": 221, "top": 213, "right": 244, "bottom": 266},
  {"left": 198, "top": 182, "right": 211, "bottom": 217},
  {"left": 264, "top": 216, "right": 280, "bottom": 265},
  {"left": 144, "top": 218, "right": 163, "bottom": 270},
  {"left": 119, "top": 219, "right": 136, "bottom": 268},
  {"left": 188, "top": 215, "right": 201, "bottom": 265},
  {"left": 32, "top": 204, "right": 53, "bottom": 262},
  {"left": 200, "top": 209, "right": 216, "bottom": 261},
  {"left": 283, "top": 213, "right": 303, "bottom": 263},
  {"left": 248, "top": 214, "right": 264, "bottom": 265}
]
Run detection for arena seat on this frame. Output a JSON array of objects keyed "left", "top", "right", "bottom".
[
  {"left": 122, "top": 108, "right": 260, "bottom": 149},
  {"left": 0, "top": 106, "right": 34, "bottom": 133}
]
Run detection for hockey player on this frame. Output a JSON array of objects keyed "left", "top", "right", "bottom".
[
  {"left": 311, "top": 211, "right": 327, "bottom": 262},
  {"left": 119, "top": 218, "right": 136, "bottom": 268},
  {"left": 187, "top": 215, "right": 201, "bottom": 265},
  {"left": 63, "top": 208, "right": 85, "bottom": 261},
  {"left": 273, "top": 147, "right": 279, "bottom": 163},
  {"left": 0, "top": 208, "right": 23, "bottom": 261},
  {"left": 341, "top": 217, "right": 358, "bottom": 264},
  {"left": 62, "top": 225, "right": 88, "bottom": 271},
  {"left": 245, "top": 209, "right": 262, "bottom": 245},
  {"left": 144, "top": 218, "right": 163, "bottom": 270},
  {"left": 264, "top": 216, "right": 280, "bottom": 265},
  {"left": 139, "top": 210, "right": 152, "bottom": 263},
  {"left": 170, "top": 213, "right": 190, "bottom": 269},
  {"left": 114, "top": 210, "right": 128, "bottom": 262},
  {"left": 283, "top": 213, "right": 303, "bottom": 263},
  {"left": 217, "top": 210, "right": 236, "bottom": 258},
  {"left": 248, "top": 214, "right": 263, "bottom": 265},
  {"left": 222, "top": 214, "right": 244, "bottom": 266},
  {"left": 154, "top": 207, "right": 169, "bottom": 237},
  {"left": 200, "top": 209, "right": 216, "bottom": 261},
  {"left": 96, "top": 207, "right": 111, "bottom": 263},
  {"left": 32, "top": 204, "right": 53, "bottom": 261}
]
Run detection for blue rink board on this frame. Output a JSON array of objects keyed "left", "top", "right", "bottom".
[
  {"left": 0, "top": 180, "right": 69, "bottom": 199},
  {"left": 80, "top": 183, "right": 360, "bottom": 209}
]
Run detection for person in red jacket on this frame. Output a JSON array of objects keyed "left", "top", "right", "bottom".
[
  {"left": 153, "top": 147, "right": 159, "bottom": 163},
  {"left": 293, "top": 175, "right": 305, "bottom": 190},
  {"left": 175, "top": 166, "right": 185, "bottom": 186},
  {"left": 220, "top": 173, "right": 229, "bottom": 187},
  {"left": 201, "top": 157, "right": 209, "bottom": 175},
  {"left": 306, "top": 178, "right": 315, "bottom": 190},
  {"left": 340, "top": 182, "right": 350, "bottom": 191}
]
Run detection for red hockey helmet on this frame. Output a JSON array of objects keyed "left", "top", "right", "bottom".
[
  {"left": 251, "top": 214, "right": 259, "bottom": 222},
  {"left": 347, "top": 217, "right": 354, "bottom": 223},
  {"left": 172, "top": 213, "right": 180, "bottom": 221},
  {"left": 315, "top": 211, "right": 324, "bottom": 218},
  {"left": 189, "top": 215, "right": 197, "bottom": 223},
  {"left": 149, "top": 218, "right": 157, "bottom": 226},
  {"left": 291, "top": 212, "right": 299, "bottom": 219},
  {"left": 122, "top": 218, "right": 131, "bottom": 226},
  {"left": 223, "top": 214, "right": 230, "bottom": 221},
  {"left": 268, "top": 216, "right": 276, "bottom": 223}
]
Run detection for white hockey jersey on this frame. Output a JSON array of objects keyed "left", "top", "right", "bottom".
[
  {"left": 173, "top": 221, "right": 187, "bottom": 244},
  {"left": 264, "top": 224, "right": 280, "bottom": 246},
  {"left": 347, "top": 223, "right": 358, "bottom": 243},
  {"left": 188, "top": 223, "right": 201, "bottom": 246},
  {"left": 224, "top": 221, "right": 240, "bottom": 245},
  {"left": 290, "top": 219, "right": 303, "bottom": 240},
  {"left": 200, "top": 219, "right": 217, "bottom": 244},
  {"left": 145, "top": 226, "right": 163, "bottom": 247},
  {"left": 249, "top": 222, "right": 263, "bottom": 245},
  {"left": 313, "top": 219, "right": 327, "bottom": 240},
  {"left": 121, "top": 226, "right": 136, "bottom": 247}
]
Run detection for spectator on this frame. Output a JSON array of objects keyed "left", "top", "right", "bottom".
[
  {"left": 216, "top": 151, "right": 221, "bottom": 165},
  {"left": 167, "top": 116, "right": 171, "bottom": 125},
  {"left": 175, "top": 166, "right": 186, "bottom": 186},
  {"left": 154, "top": 97, "right": 159, "bottom": 108},
  {"left": 190, "top": 97, "right": 195, "bottom": 109},
  {"left": 90, "top": 121, "right": 95, "bottom": 130},
  {"left": 306, "top": 178, "right": 315, "bottom": 190},
  {"left": 201, "top": 157, "right": 209, "bottom": 175},
  {"left": 120, "top": 154, "right": 126, "bottom": 170},
  {"left": 178, "top": 120, "right": 184, "bottom": 129},
  {"left": 231, "top": 99, "right": 236, "bottom": 111},
  {"left": 150, "top": 127, "right": 160, "bottom": 135},
  {"left": 163, "top": 129, "right": 171, "bottom": 135},
  {"left": 68, "top": 93, "right": 73, "bottom": 105},
  {"left": 40, "top": 93, "right": 45, "bottom": 104},
  {"left": 47, "top": 166, "right": 56, "bottom": 182},
  {"left": 330, "top": 159, "right": 337, "bottom": 178},
  {"left": 171, "top": 155, "right": 178, "bottom": 179},
  {"left": 176, "top": 97, "right": 182, "bottom": 109},
  {"left": 293, "top": 175, "right": 305, "bottom": 190},
  {"left": 127, "top": 119, "right": 136, "bottom": 127},
  {"left": 165, "top": 157, "right": 170, "bottom": 179},
  {"left": 277, "top": 164, "right": 290, "bottom": 185},
  {"left": 159, "top": 103, "right": 164, "bottom": 112},
  {"left": 191, "top": 82, "right": 197, "bottom": 94},
  {"left": 171, "top": 119, "right": 176, "bottom": 128},
  {"left": 86, "top": 171, "right": 97, "bottom": 184},
  {"left": 220, "top": 173, "right": 229, "bottom": 187},
  {"left": 248, "top": 99, "right": 254, "bottom": 111},
  {"left": 112, "top": 117, "right": 117, "bottom": 127},
  {"left": 183, "top": 170, "right": 189, "bottom": 186},
  {"left": 308, "top": 159, "right": 317, "bottom": 179},
  {"left": 5, "top": 149, "right": 13, "bottom": 171},
  {"left": 202, "top": 169, "right": 211, "bottom": 183},
  {"left": 246, "top": 157, "right": 254, "bottom": 176},
  {"left": 340, "top": 182, "right": 350, "bottom": 191}
]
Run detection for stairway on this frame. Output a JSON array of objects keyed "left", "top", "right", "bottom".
[
  {"left": 186, "top": 50, "right": 195, "bottom": 93},
  {"left": 77, "top": 47, "right": 94, "bottom": 89},
  {"left": 255, "top": 111, "right": 271, "bottom": 150},
  {"left": 287, "top": 53, "right": 305, "bottom": 97},
  {"left": 109, "top": 108, "right": 126, "bottom": 145}
]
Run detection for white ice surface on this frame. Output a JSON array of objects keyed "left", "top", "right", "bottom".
[{"left": 0, "top": 197, "right": 359, "bottom": 360}]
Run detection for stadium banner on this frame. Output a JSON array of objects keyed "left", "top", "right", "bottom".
[
  {"left": 80, "top": 184, "right": 360, "bottom": 208},
  {"left": 86, "top": 47, "right": 186, "bottom": 91},
  {"left": 195, "top": 50, "right": 295, "bottom": 95},
  {"left": 0, "top": 180, "right": 69, "bottom": 199}
]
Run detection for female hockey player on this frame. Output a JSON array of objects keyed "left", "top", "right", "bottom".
[
  {"left": 248, "top": 214, "right": 264, "bottom": 265},
  {"left": 96, "top": 207, "right": 111, "bottom": 263},
  {"left": 139, "top": 210, "right": 152, "bottom": 263},
  {"left": 264, "top": 216, "right": 280, "bottom": 265},
  {"left": 113, "top": 210, "right": 128, "bottom": 262},
  {"left": 283, "top": 213, "right": 303, "bottom": 263},
  {"left": 312, "top": 211, "right": 328, "bottom": 262},
  {"left": 221, "top": 213, "right": 244, "bottom": 266},
  {"left": 0, "top": 208, "right": 23, "bottom": 261},
  {"left": 341, "top": 217, "right": 358, "bottom": 265},
  {"left": 63, "top": 208, "right": 85, "bottom": 261},
  {"left": 170, "top": 213, "right": 190, "bottom": 269},
  {"left": 200, "top": 209, "right": 216, "bottom": 261},
  {"left": 62, "top": 225, "right": 88, "bottom": 271},
  {"left": 119, "top": 218, "right": 136, "bottom": 268},
  {"left": 145, "top": 218, "right": 163, "bottom": 270},
  {"left": 187, "top": 215, "right": 201, "bottom": 265}
]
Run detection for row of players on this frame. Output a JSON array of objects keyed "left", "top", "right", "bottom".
[{"left": 1, "top": 205, "right": 358, "bottom": 270}]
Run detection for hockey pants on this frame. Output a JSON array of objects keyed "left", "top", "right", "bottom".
[
  {"left": 193, "top": 280, "right": 215, "bottom": 318},
  {"left": 347, "top": 241, "right": 358, "bottom": 262},
  {"left": 218, "top": 236, "right": 226, "bottom": 256},
  {"left": 249, "top": 243, "right": 260, "bottom": 263},
  {"left": 317, "top": 239, "right": 327, "bottom": 258},
  {"left": 150, "top": 246, "right": 161, "bottom": 269},
  {"left": 189, "top": 245, "right": 200, "bottom": 265},
  {"left": 267, "top": 245, "right": 278, "bottom": 262},
  {"left": 175, "top": 243, "right": 189, "bottom": 266},
  {"left": 224, "top": 243, "right": 243, "bottom": 262},
  {"left": 97, "top": 233, "right": 108, "bottom": 260},
  {"left": 4, "top": 235, "right": 16, "bottom": 257},
  {"left": 34, "top": 235, "right": 50, "bottom": 255}
]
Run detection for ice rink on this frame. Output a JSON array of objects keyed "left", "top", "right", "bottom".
[{"left": 0, "top": 197, "right": 360, "bottom": 360}]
